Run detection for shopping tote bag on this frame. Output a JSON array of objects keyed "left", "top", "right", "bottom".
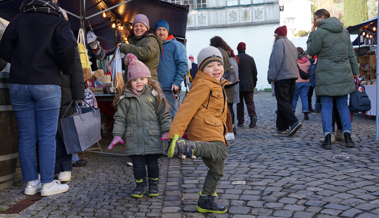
[{"left": 59, "top": 100, "right": 101, "bottom": 154}]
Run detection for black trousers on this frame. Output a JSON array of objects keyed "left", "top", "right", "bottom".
[
  {"left": 131, "top": 154, "right": 160, "bottom": 180},
  {"left": 237, "top": 91, "right": 257, "bottom": 124},
  {"left": 54, "top": 132, "right": 72, "bottom": 174},
  {"left": 228, "top": 103, "right": 235, "bottom": 124},
  {"left": 274, "top": 79, "right": 298, "bottom": 131},
  {"left": 308, "top": 86, "right": 314, "bottom": 110},
  {"left": 332, "top": 98, "right": 342, "bottom": 131}
]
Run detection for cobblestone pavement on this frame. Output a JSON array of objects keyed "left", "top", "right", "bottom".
[{"left": 1, "top": 92, "right": 378, "bottom": 218}]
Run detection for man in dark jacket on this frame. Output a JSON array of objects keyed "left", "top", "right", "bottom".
[{"left": 236, "top": 42, "right": 258, "bottom": 128}]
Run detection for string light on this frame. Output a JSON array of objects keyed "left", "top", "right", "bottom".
[
  {"left": 374, "top": 26, "right": 376, "bottom": 31},
  {"left": 120, "top": 25, "right": 124, "bottom": 31},
  {"left": 362, "top": 31, "right": 366, "bottom": 36},
  {"left": 112, "top": 22, "right": 116, "bottom": 28}
]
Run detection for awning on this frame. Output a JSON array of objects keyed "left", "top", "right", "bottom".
[{"left": 0, "top": 0, "right": 189, "bottom": 51}]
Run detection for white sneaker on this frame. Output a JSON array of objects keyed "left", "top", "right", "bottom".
[
  {"left": 24, "top": 179, "right": 41, "bottom": 195},
  {"left": 41, "top": 180, "right": 69, "bottom": 196},
  {"left": 225, "top": 132, "right": 235, "bottom": 140},
  {"left": 58, "top": 171, "right": 71, "bottom": 182}
]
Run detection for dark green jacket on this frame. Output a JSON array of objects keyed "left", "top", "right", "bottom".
[
  {"left": 120, "top": 34, "right": 163, "bottom": 81},
  {"left": 307, "top": 17, "right": 359, "bottom": 96},
  {"left": 113, "top": 85, "right": 171, "bottom": 156}
]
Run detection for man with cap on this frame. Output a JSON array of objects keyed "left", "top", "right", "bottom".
[
  {"left": 236, "top": 42, "right": 258, "bottom": 128},
  {"left": 267, "top": 25, "right": 302, "bottom": 136},
  {"left": 155, "top": 19, "right": 188, "bottom": 119}
]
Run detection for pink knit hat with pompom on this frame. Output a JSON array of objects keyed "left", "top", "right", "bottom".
[{"left": 124, "top": 53, "right": 151, "bottom": 81}]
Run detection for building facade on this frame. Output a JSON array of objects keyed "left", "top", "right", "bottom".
[
  {"left": 279, "top": 0, "right": 313, "bottom": 38},
  {"left": 163, "top": 0, "right": 280, "bottom": 90}
]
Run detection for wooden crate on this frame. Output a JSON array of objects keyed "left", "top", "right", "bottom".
[{"left": 369, "top": 54, "right": 377, "bottom": 66}]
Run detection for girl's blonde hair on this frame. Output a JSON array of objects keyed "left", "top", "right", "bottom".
[{"left": 113, "top": 78, "right": 170, "bottom": 113}]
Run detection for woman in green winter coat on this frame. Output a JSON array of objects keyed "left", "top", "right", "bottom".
[
  {"left": 108, "top": 54, "right": 171, "bottom": 198},
  {"left": 119, "top": 14, "right": 163, "bottom": 81},
  {"left": 307, "top": 9, "right": 359, "bottom": 150}
]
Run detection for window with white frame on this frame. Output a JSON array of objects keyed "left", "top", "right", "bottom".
[
  {"left": 227, "top": 0, "right": 238, "bottom": 6},
  {"left": 164, "top": 0, "right": 181, "bottom": 4},
  {"left": 196, "top": 0, "right": 207, "bottom": 9},
  {"left": 183, "top": 0, "right": 195, "bottom": 10},
  {"left": 240, "top": 0, "right": 251, "bottom": 4}
]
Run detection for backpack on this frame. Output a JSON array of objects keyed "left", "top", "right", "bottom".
[{"left": 297, "top": 65, "right": 309, "bottom": 80}]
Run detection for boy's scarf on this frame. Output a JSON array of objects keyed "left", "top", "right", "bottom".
[{"left": 20, "top": 0, "right": 63, "bottom": 18}]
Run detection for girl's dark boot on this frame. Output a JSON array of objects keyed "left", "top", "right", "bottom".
[
  {"left": 344, "top": 132, "right": 354, "bottom": 148},
  {"left": 148, "top": 178, "right": 159, "bottom": 197},
  {"left": 321, "top": 133, "right": 332, "bottom": 150},
  {"left": 131, "top": 179, "right": 147, "bottom": 198},
  {"left": 196, "top": 191, "right": 227, "bottom": 214},
  {"left": 304, "top": 112, "right": 309, "bottom": 120}
]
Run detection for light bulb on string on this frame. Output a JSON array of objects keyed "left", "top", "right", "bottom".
[
  {"left": 374, "top": 26, "right": 377, "bottom": 31},
  {"left": 112, "top": 22, "right": 116, "bottom": 28},
  {"left": 362, "top": 31, "right": 366, "bottom": 36},
  {"left": 120, "top": 25, "right": 124, "bottom": 31}
]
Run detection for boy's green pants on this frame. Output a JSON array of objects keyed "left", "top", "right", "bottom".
[{"left": 193, "top": 141, "right": 229, "bottom": 195}]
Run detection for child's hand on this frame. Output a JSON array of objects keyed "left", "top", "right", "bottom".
[
  {"left": 108, "top": 136, "right": 124, "bottom": 150},
  {"left": 161, "top": 133, "right": 169, "bottom": 141}
]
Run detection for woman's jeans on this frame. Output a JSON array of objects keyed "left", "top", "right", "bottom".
[
  {"left": 292, "top": 82, "right": 310, "bottom": 112},
  {"left": 320, "top": 95, "right": 351, "bottom": 137},
  {"left": 10, "top": 84, "right": 61, "bottom": 183}
]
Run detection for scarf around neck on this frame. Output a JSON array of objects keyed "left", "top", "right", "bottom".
[{"left": 20, "top": 0, "right": 63, "bottom": 18}]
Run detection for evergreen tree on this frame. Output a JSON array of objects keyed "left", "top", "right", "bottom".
[{"left": 344, "top": 0, "right": 368, "bottom": 27}]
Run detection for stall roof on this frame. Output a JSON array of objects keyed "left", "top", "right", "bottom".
[
  {"left": 0, "top": 0, "right": 189, "bottom": 51},
  {"left": 347, "top": 16, "right": 377, "bottom": 34}
]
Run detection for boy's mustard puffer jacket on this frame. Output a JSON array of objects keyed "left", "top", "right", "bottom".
[{"left": 168, "top": 71, "right": 230, "bottom": 146}]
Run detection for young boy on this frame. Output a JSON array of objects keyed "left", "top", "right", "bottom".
[{"left": 166, "top": 46, "right": 229, "bottom": 213}]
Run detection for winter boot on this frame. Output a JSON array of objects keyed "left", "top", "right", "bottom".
[
  {"left": 320, "top": 132, "right": 335, "bottom": 144},
  {"left": 344, "top": 132, "right": 354, "bottom": 148},
  {"left": 148, "top": 178, "right": 159, "bottom": 197},
  {"left": 321, "top": 133, "right": 332, "bottom": 150},
  {"left": 131, "top": 179, "right": 147, "bottom": 198},
  {"left": 304, "top": 112, "right": 309, "bottom": 120},
  {"left": 249, "top": 117, "right": 257, "bottom": 128},
  {"left": 196, "top": 191, "right": 227, "bottom": 214},
  {"left": 335, "top": 130, "right": 344, "bottom": 141},
  {"left": 167, "top": 134, "right": 195, "bottom": 158}
]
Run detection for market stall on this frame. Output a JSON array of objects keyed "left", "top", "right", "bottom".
[
  {"left": 0, "top": 0, "right": 189, "bottom": 153},
  {"left": 347, "top": 17, "right": 377, "bottom": 116}
]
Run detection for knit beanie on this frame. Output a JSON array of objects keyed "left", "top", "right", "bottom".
[
  {"left": 237, "top": 42, "right": 246, "bottom": 50},
  {"left": 132, "top": 14, "right": 150, "bottom": 29},
  {"left": 197, "top": 46, "right": 223, "bottom": 71},
  {"left": 275, "top": 25, "right": 287, "bottom": 36},
  {"left": 124, "top": 53, "right": 151, "bottom": 81},
  {"left": 155, "top": 19, "right": 169, "bottom": 32}
]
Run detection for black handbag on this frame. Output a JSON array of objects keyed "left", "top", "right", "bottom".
[
  {"left": 298, "top": 65, "right": 309, "bottom": 80},
  {"left": 349, "top": 79, "right": 371, "bottom": 113}
]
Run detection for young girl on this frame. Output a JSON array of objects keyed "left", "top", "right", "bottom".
[
  {"left": 166, "top": 46, "right": 230, "bottom": 214},
  {"left": 108, "top": 53, "right": 171, "bottom": 198}
]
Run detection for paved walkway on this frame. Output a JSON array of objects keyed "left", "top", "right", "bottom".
[{"left": 1, "top": 92, "right": 378, "bottom": 218}]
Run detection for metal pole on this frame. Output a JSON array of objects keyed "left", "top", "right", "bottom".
[
  {"left": 80, "top": 0, "right": 86, "bottom": 44},
  {"left": 376, "top": 1, "right": 379, "bottom": 140},
  {"left": 86, "top": 0, "right": 132, "bottom": 20}
]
